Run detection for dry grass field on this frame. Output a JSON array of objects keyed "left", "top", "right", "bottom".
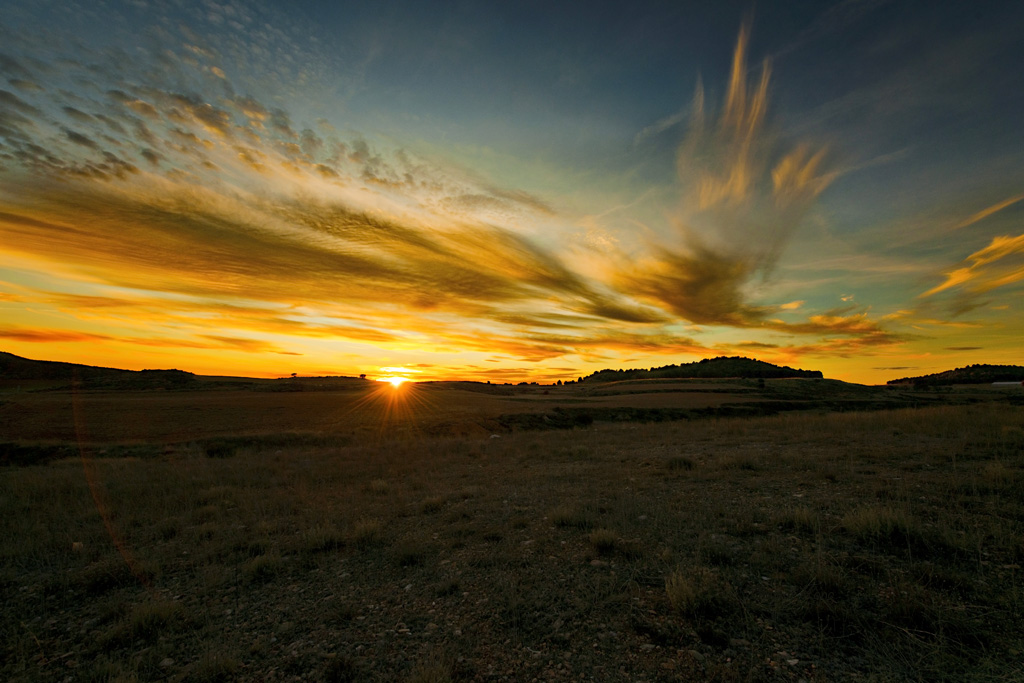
[{"left": 2, "top": 380, "right": 1023, "bottom": 681}]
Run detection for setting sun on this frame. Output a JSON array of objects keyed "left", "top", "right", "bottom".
[{"left": 380, "top": 376, "right": 409, "bottom": 388}]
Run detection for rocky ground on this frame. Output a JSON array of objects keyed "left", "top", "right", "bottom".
[{"left": 3, "top": 403, "right": 1023, "bottom": 681}]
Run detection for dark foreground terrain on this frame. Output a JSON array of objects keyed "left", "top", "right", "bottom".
[{"left": 1, "top": 380, "right": 1023, "bottom": 681}]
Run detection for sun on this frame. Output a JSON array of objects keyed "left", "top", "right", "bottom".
[{"left": 379, "top": 376, "right": 409, "bottom": 388}]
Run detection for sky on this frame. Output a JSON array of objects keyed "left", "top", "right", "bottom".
[{"left": 1, "top": 0, "right": 1022, "bottom": 384}]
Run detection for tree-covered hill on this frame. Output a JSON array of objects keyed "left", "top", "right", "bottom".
[
  {"left": 887, "top": 364, "right": 1024, "bottom": 386},
  {"left": 580, "top": 356, "right": 823, "bottom": 383}
]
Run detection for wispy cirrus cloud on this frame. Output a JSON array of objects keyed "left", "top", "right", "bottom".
[
  {"left": 612, "top": 24, "right": 898, "bottom": 352},
  {"left": 921, "top": 233, "right": 1024, "bottom": 313},
  {"left": 0, "top": 324, "right": 296, "bottom": 354},
  {"left": 0, "top": 327, "right": 111, "bottom": 343},
  {"left": 0, "top": 12, "right": 910, "bottom": 375}
]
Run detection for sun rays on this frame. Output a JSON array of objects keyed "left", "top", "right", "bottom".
[{"left": 337, "top": 378, "right": 436, "bottom": 440}]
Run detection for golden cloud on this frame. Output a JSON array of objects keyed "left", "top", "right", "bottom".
[
  {"left": 614, "top": 23, "right": 843, "bottom": 336},
  {"left": 0, "top": 22, "right": 906, "bottom": 370},
  {"left": 922, "top": 233, "right": 1024, "bottom": 303}
]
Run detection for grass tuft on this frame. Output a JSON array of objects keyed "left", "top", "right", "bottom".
[
  {"left": 352, "top": 518, "right": 384, "bottom": 548},
  {"left": 665, "top": 567, "right": 734, "bottom": 619},
  {"left": 842, "top": 505, "right": 915, "bottom": 543},
  {"left": 323, "top": 654, "right": 361, "bottom": 683},
  {"left": 243, "top": 552, "right": 282, "bottom": 583},
  {"left": 420, "top": 496, "right": 445, "bottom": 514},
  {"left": 407, "top": 655, "right": 453, "bottom": 683},
  {"left": 300, "top": 524, "right": 345, "bottom": 553},
  {"left": 190, "top": 651, "right": 240, "bottom": 682},
  {"left": 666, "top": 455, "right": 696, "bottom": 471},
  {"left": 100, "top": 600, "right": 184, "bottom": 647},
  {"left": 589, "top": 528, "right": 619, "bottom": 556},
  {"left": 129, "top": 600, "right": 183, "bottom": 639},
  {"left": 550, "top": 504, "right": 594, "bottom": 530},
  {"left": 776, "top": 506, "right": 819, "bottom": 533},
  {"left": 395, "top": 541, "right": 428, "bottom": 567}
]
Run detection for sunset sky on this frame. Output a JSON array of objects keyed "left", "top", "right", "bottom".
[{"left": 1, "top": 1, "right": 1022, "bottom": 384}]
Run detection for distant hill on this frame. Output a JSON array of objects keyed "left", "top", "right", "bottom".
[
  {"left": 887, "top": 364, "right": 1024, "bottom": 387},
  {"left": 0, "top": 351, "right": 197, "bottom": 390},
  {"left": 580, "top": 356, "right": 823, "bottom": 383}
]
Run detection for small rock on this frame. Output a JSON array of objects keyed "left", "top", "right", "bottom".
[
  {"left": 640, "top": 643, "right": 656, "bottom": 652},
  {"left": 159, "top": 658, "right": 174, "bottom": 668},
  {"left": 689, "top": 649, "right": 705, "bottom": 662}
]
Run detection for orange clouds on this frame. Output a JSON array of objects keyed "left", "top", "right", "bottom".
[
  {"left": 0, "top": 327, "right": 110, "bottom": 343},
  {"left": 611, "top": 23, "right": 867, "bottom": 346},
  {"left": 0, "top": 22, "right": 914, "bottom": 382},
  {"left": 923, "top": 233, "right": 1024, "bottom": 299}
]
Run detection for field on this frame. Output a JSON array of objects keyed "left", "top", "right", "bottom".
[{"left": 2, "top": 378, "right": 1023, "bottom": 681}]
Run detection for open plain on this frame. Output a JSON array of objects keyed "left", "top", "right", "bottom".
[{"left": 2, "top": 378, "right": 1023, "bottom": 681}]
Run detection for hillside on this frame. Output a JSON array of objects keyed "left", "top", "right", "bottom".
[
  {"left": 0, "top": 351, "right": 197, "bottom": 390},
  {"left": 887, "top": 363, "right": 1024, "bottom": 386},
  {"left": 580, "top": 356, "right": 823, "bottom": 383}
]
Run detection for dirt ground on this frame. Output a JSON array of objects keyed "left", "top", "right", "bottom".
[{"left": 2, "top": 382, "right": 1023, "bottom": 681}]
